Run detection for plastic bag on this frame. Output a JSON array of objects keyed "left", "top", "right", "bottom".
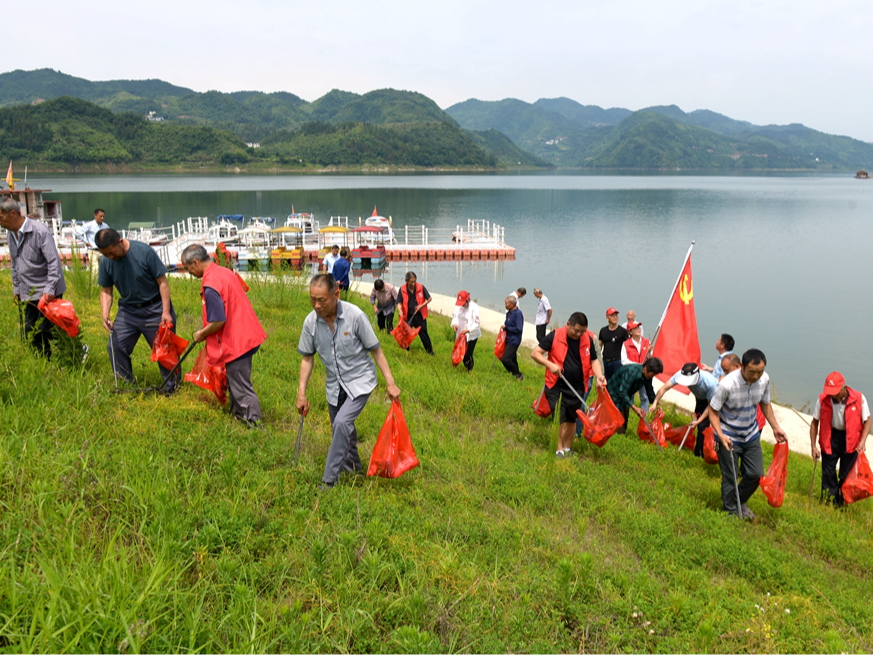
[
  {"left": 367, "top": 399, "right": 420, "bottom": 479},
  {"left": 391, "top": 320, "right": 421, "bottom": 349},
  {"left": 842, "top": 452, "right": 873, "bottom": 505},
  {"left": 532, "top": 386, "right": 551, "bottom": 418},
  {"left": 663, "top": 424, "right": 696, "bottom": 451},
  {"left": 37, "top": 296, "right": 81, "bottom": 337},
  {"left": 184, "top": 349, "right": 227, "bottom": 405},
  {"left": 451, "top": 332, "right": 467, "bottom": 367},
  {"left": 702, "top": 426, "right": 719, "bottom": 465},
  {"left": 636, "top": 408, "right": 668, "bottom": 448},
  {"left": 150, "top": 322, "right": 190, "bottom": 370},
  {"left": 759, "top": 441, "right": 789, "bottom": 508},
  {"left": 494, "top": 328, "right": 506, "bottom": 359},
  {"left": 577, "top": 387, "right": 623, "bottom": 448}
]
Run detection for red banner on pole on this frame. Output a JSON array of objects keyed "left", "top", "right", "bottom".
[{"left": 652, "top": 249, "right": 701, "bottom": 390}]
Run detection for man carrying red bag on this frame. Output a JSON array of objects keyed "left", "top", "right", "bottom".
[
  {"left": 182, "top": 244, "right": 267, "bottom": 426},
  {"left": 531, "top": 312, "right": 606, "bottom": 458},
  {"left": 810, "top": 371, "right": 871, "bottom": 507},
  {"left": 297, "top": 274, "right": 401, "bottom": 490}
]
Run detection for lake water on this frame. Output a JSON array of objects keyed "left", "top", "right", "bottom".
[{"left": 34, "top": 172, "right": 873, "bottom": 410}]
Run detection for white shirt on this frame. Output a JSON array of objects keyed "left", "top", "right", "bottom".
[
  {"left": 451, "top": 302, "right": 481, "bottom": 341},
  {"left": 323, "top": 252, "right": 340, "bottom": 274},
  {"left": 620, "top": 338, "right": 645, "bottom": 365},
  {"left": 535, "top": 295, "right": 551, "bottom": 325},
  {"left": 75, "top": 219, "right": 110, "bottom": 248},
  {"left": 813, "top": 394, "right": 870, "bottom": 429}
]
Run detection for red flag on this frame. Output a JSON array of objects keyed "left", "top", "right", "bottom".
[{"left": 651, "top": 246, "right": 701, "bottom": 392}]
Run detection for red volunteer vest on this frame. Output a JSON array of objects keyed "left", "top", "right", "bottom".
[
  {"left": 201, "top": 264, "right": 267, "bottom": 366},
  {"left": 623, "top": 337, "right": 650, "bottom": 363},
  {"left": 398, "top": 283, "right": 428, "bottom": 321},
  {"left": 818, "top": 388, "right": 863, "bottom": 454},
  {"left": 544, "top": 326, "right": 593, "bottom": 389}
]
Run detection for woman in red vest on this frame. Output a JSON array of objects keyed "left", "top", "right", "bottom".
[
  {"left": 182, "top": 244, "right": 267, "bottom": 426},
  {"left": 810, "top": 371, "right": 871, "bottom": 506},
  {"left": 397, "top": 271, "right": 433, "bottom": 355},
  {"left": 620, "top": 321, "right": 652, "bottom": 412}
]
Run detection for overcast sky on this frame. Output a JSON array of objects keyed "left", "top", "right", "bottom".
[{"left": 17, "top": 0, "right": 873, "bottom": 141}]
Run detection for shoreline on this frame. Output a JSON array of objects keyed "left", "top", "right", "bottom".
[{"left": 353, "top": 279, "right": 816, "bottom": 459}]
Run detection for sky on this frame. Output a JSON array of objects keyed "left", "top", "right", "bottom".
[{"left": 17, "top": 0, "right": 873, "bottom": 141}]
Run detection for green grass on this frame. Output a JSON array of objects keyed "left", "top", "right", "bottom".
[{"left": 0, "top": 271, "right": 871, "bottom": 653}]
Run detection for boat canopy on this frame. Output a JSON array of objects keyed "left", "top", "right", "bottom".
[
  {"left": 272, "top": 226, "right": 303, "bottom": 233},
  {"left": 318, "top": 226, "right": 348, "bottom": 233},
  {"left": 352, "top": 226, "right": 384, "bottom": 232},
  {"left": 218, "top": 214, "right": 244, "bottom": 221}
]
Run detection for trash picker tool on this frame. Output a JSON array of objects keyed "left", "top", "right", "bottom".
[
  {"left": 108, "top": 329, "right": 119, "bottom": 392},
  {"left": 559, "top": 373, "right": 590, "bottom": 413},
  {"left": 114, "top": 341, "right": 196, "bottom": 395},
  {"left": 293, "top": 409, "right": 308, "bottom": 466},
  {"left": 808, "top": 456, "right": 818, "bottom": 502},
  {"left": 727, "top": 443, "right": 743, "bottom": 520},
  {"left": 17, "top": 302, "right": 25, "bottom": 342},
  {"left": 678, "top": 424, "right": 693, "bottom": 451}
]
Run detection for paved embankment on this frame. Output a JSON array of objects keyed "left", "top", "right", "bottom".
[{"left": 354, "top": 280, "right": 815, "bottom": 458}]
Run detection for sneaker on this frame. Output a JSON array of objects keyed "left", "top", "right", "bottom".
[
  {"left": 740, "top": 504, "right": 756, "bottom": 520},
  {"left": 555, "top": 450, "right": 565, "bottom": 458},
  {"left": 516, "top": 374, "right": 525, "bottom": 381},
  {"left": 81, "top": 344, "right": 90, "bottom": 364},
  {"left": 317, "top": 481, "right": 336, "bottom": 492}
]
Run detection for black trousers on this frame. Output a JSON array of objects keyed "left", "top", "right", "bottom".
[
  {"left": 501, "top": 342, "right": 522, "bottom": 378},
  {"left": 821, "top": 428, "right": 859, "bottom": 505},
  {"left": 693, "top": 396, "right": 711, "bottom": 458},
  {"left": 377, "top": 311, "right": 395, "bottom": 332},
  {"left": 536, "top": 324, "right": 547, "bottom": 344},
  {"left": 407, "top": 314, "right": 433, "bottom": 354},
  {"left": 463, "top": 338, "right": 477, "bottom": 371},
  {"left": 23, "top": 295, "right": 63, "bottom": 358}
]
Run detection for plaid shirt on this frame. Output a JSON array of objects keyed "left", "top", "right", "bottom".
[
  {"left": 607, "top": 364, "right": 655, "bottom": 412},
  {"left": 9, "top": 218, "right": 67, "bottom": 301}
]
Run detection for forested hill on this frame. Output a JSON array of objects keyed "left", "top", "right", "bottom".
[{"left": 446, "top": 98, "right": 873, "bottom": 170}]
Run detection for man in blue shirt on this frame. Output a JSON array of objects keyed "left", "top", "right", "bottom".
[
  {"left": 331, "top": 247, "right": 351, "bottom": 291},
  {"left": 651, "top": 362, "right": 720, "bottom": 457},
  {"left": 701, "top": 333, "right": 734, "bottom": 379},
  {"left": 501, "top": 295, "right": 525, "bottom": 380}
]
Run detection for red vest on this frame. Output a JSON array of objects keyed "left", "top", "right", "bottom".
[
  {"left": 623, "top": 337, "right": 650, "bottom": 363},
  {"left": 818, "top": 388, "right": 864, "bottom": 454},
  {"left": 398, "top": 282, "right": 428, "bottom": 321},
  {"left": 201, "top": 264, "right": 267, "bottom": 365},
  {"left": 544, "top": 326, "right": 593, "bottom": 389}
]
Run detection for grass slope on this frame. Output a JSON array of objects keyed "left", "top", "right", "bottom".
[{"left": 0, "top": 269, "right": 871, "bottom": 652}]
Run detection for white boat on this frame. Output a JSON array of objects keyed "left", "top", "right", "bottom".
[
  {"left": 361, "top": 206, "right": 395, "bottom": 244},
  {"left": 207, "top": 217, "right": 240, "bottom": 245},
  {"left": 284, "top": 208, "right": 319, "bottom": 242}
]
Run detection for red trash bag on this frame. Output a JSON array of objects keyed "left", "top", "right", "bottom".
[
  {"left": 842, "top": 452, "right": 873, "bottom": 505},
  {"left": 532, "top": 387, "right": 551, "bottom": 418},
  {"left": 367, "top": 399, "right": 420, "bottom": 479},
  {"left": 664, "top": 424, "right": 696, "bottom": 452},
  {"left": 702, "top": 426, "right": 719, "bottom": 465},
  {"left": 637, "top": 408, "right": 668, "bottom": 448},
  {"left": 150, "top": 322, "right": 190, "bottom": 370},
  {"left": 37, "top": 296, "right": 81, "bottom": 337},
  {"left": 391, "top": 320, "right": 421, "bottom": 349},
  {"left": 451, "top": 333, "right": 467, "bottom": 367},
  {"left": 577, "top": 387, "right": 623, "bottom": 448},
  {"left": 759, "top": 442, "right": 789, "bottom": 508},
  {"left": 184, "top": 349, "right": 228, "bottom": 405},
  {"left": 494, "top": 328, "right": 506, "bottom": 359}
]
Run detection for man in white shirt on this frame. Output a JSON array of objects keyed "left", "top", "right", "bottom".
[
  {"left": 322, "top": 244, "right": 341, "bottom": 274},
  {"left": 75, "top": 208, "right": 110, "bottom": 248},
  {"left": 533, "top": 288, "right": 552, "bottom": 343},
  {"left": 621, "top": 310, "right": 644, "bottom": 339},
  {"left": 451, "top": 290, "right": 481, "bottom": 371},
  {"left": 810, "top": 371, "right": 871, "bottom": 506}
]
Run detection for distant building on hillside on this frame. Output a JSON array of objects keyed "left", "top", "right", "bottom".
[{"left": 146, "top": 111, "right": 165, "bottom": 122}]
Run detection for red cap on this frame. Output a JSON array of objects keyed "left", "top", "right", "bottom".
[
  {"left": 626, "top": 321, "right": 641, "bottom": 330},
  {"left": 822, "top": 371, "right": 846, "bottom": 396},
  {"left": 455, "top": 290, "right": 471, "bottom": 306},
  {"left": 606, "top": 307, "right": 619, "bottom": 316}
]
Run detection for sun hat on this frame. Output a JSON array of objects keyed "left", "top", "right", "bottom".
[{"left": 675, "top": 362, "right": 701, "bottom": 386}]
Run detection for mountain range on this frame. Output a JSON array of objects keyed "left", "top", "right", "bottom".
[{"left": 2, "top": 68, "right": 871, "bottom": 171}]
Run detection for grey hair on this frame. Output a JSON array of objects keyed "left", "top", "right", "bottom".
[
  {"left": 533, "top": 287, "right": 542, "bottom": 295},
  {"left": 181, "top": 243, "right": 210, "bottom": 264},
  {"left": 0, "top": 198, "right": 19, "bottom": 214},
  {"left": 310, "top": 273, "right": 337, "bottom": 293},
  {"left": 505, "top": 295, "right": 517, "bottom": 307}
]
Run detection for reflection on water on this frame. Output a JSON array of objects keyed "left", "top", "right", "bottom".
[{"left": 34, "top": 173, "right": 873, "bottom": 408}]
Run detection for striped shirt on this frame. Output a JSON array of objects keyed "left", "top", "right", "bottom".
[
  {"left": 710, "top": 368, "right": 771, "bottom": 442},
  {"left": 8, "top": 218, "right": 67, "bottom": 301}
]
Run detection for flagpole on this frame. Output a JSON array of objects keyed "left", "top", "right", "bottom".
[{"left": 648, "top": 241, "right": 695, "bottom": 356}]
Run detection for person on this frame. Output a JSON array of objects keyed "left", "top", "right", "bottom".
[
  {"left": 451, "top": 290, "right": 481, "bottom": 371},
  {"left": 75, "top": 208, "right": 109, "bottom": 248},
  {"left": 397, "top": 271, "right": 434, "bottom": 355},
  {"left": 700, "top": 333, "right": 735, "bottom": 379},
  {"left": 599, "top": 307, "right": 629, "bottom": 381},
  {"left": 510, "top": 287, "right": 527, "bottom": 303},
  {"left": 332, "top": 247, "right": 351, "bottom": 291},
  {"left": 181, "top": 244, "right": 267, "bottom": 426},
  {"left": 650, "top": 362, "right": 719, "bottom": 457},
  {"left": 709, "top": 349, "right": 787, "bottom": 520},
  {"left": 810, "top": 372, "right": 871, "bottom": 506},
  {"left": 621, "top": 310, "right": 644, "bottom": 339},
  {"left": 531, "top": 312, "right": 606, "bottom": 457},
  {"left": 0, "top": 198, "right": 68, "bottom": 359},
  {"left": 322, "top": 244, "right": 341, "bottom": 274},
  {"left": 533, "top": 288, "right": 552, "bottom": 343},
  {"left": 501, "top": 295, "right": 524, "bottom": 380},
  {"left": 620, "top": 321, "right": 652, "bottom": 412},
  {"left": 96, "top": 228, "right": 179, "bottom": 392},
  {"left": 296, "top": 274, "right": 401, "bottom": 489},
  {"left": 369, "top": 278, "right": 397, "bottom": 332},
  {"left": 608, "top": 358, "right": 663, "bottom": 433}
]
